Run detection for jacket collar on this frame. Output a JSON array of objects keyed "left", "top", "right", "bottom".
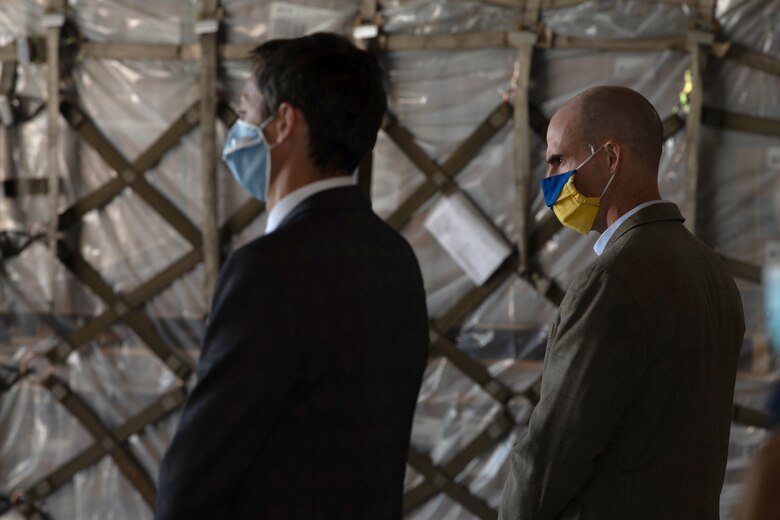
[
  {"left": 604, "top": 201, "right": 685, "bottom": 251},
  {"left": 276, "top": 185, "right": 371, "bottom": 231}
]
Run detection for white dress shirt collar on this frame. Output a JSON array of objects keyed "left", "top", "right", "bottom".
[
  {"left": 593, "top": 200, "right": 665, "bottom": 256},
  {"left": 265, "top": 176, "right": 355, "bottom": 234}
]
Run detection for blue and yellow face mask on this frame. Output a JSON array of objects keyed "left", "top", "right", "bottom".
[{"left": 540, "top": 145, "right": 617, "bottom": 235}]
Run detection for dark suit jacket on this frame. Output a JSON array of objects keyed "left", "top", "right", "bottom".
[
  {"left": 500, "top": 202, "right": 745, "bottom": 520},
  {"left": 155, "top": 186, "right": 429, "bottom": 519}
]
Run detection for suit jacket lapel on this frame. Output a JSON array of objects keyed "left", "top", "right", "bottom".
[{"left": 604, "top": 202, "right": 685, "bottom": 252}]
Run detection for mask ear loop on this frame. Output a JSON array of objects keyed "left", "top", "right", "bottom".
[
  {"left": 575, "top": 144, "right": 605, "bottom": 171},
  {"left": 258, "top": 114, "right": 278, "bottom": 197},
  {"left": 598, "top": 144, "right": 619, "bottom": 198},
  {"left": 260, "top": 113, "right": 285, "bottom": 150},
  {"left": 258, "top": 114, "right": 275, "bottom": 129},
  {"left": 600, "top": 169, "right": 618, "bottom": 197}
]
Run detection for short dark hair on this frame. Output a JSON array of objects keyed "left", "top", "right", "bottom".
[{"left": 249, "top": 33, "right": 387, "bottom": 174}]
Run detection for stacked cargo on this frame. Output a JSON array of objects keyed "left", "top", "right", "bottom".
[{"left": 1, "top": 1, "right": 777, "bottom": 518}]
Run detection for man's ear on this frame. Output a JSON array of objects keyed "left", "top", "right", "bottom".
[
  {"left": 604, "top": 140, "right": 622, "bottom": 174},
  {"left": 273, "top": 102, "right": 296, "bottom": 144}
]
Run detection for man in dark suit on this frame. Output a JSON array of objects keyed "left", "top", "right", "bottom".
[
  {"left": 155, "top": 33, "right": 429, "bottom": 520},
  {"left": 499, "top": 86, "right": 745, "bottom": 519}
]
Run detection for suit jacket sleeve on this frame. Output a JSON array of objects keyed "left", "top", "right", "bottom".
[
  {"left": 155, "top": 247, "right": 299, "bottom": 519},
  {"left": 499, "top": 264, "right": 648, "bottom": 519}
]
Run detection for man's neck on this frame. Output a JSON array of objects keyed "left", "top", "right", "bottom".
[
  {"left": 266, "top": 162, "right": 337, "bottom": 212},
  {"left": 264, "top": 175, "right": 355, "bottom": 234},
  {"left": 597, "top": 191, "right": 662, "bottom": 233}
]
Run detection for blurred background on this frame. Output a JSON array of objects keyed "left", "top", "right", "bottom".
[{"left": 0, "top": 0, "right": 778, "bottom": 518}]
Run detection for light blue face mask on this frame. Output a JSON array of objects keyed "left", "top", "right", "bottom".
[
  {"left": 222, "top": 117, "right": 275, "bottom": 201},
  {"left": 765, "top": 243, "right": 780, "bottom": 355}
]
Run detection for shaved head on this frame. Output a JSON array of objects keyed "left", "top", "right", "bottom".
[
  {"left": 545, "top": 86, "right": 664, "bottom": 233},
  {"left": 563, "top": 86, "right": 664, "bottom": 166}
]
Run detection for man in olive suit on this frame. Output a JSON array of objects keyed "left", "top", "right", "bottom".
[{"left": 500, "top": 86, "right": 745, "bottom": 520}]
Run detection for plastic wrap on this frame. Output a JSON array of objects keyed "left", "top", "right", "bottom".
[
  {"left": 704, "top": 12, "right": 780, "bottom": 509},
  {"left": 69, "top": 0, "right": 198, "bottom": 44},
  {"left": 407, "top": 357, "right": 540, "bottom": 519},
  {"left": 379, "top": 1, "right": 773, "bottom": 518},
  {"left": 379, "top": 49, "right": 516, "bottom": 164},
  {"left": 1, "top": 242, "right": 106, "bottom": 317},
  {"left": 716, "top": 0, "right": 780, "bottom": 56},
  {"left": 0, "top": 1, "right": 46, "bottom": 44},
  {"left": 0, "top": 2, "right": 360, "bottom": 517},
  {"left": 541, "top": 0, "right": 690, "bottom": 38},
  {"left": 0, "top": 382, "right": 93, "bottom": 502},
  {"left": 2, "top": 3, "right": 204, "bottom": 517},
  {"left": 0, "top": 113, "right": 80, "bottom": 241},
  {"left": 722, "top": 378, "right": 776, "bottom": 518},
  {"left": 380, "top": 0, "right": 523, "bottom": 34},
  {"left": 0, "top": 0, "right": 60, "bottom": 252},
  {"left": 1, "top": 0, "right": 778, "bottom": 519},
  {"left": 378, "top": 0, "right": 692, "bottom": 332},
  {"left": 708, "top": 0, "right": 780, "bottom": 121},
  {"left": 697, "top": 29, "right": 780, "bottom": 513},
  {"left": 72, "top": 59, "right": 199, "bottom": 162},
  {"left": 222, "top": 0, "right": 357, "bottom": 43},
  {"left": 370, "top": 130, "right": 429, "bottom": 219},
  {"left": 400, "top": 198, "right": 474, "bottom": 318},
  {"left": 699, "top": 26, "right": 780, "bottom": 515},
  {"left": 411, "top": 358, "right": 502, "bottom": 464},
  {"left": 375, "top": 47, "right": 517, "bottom": 317},
  {"left": 700, "top": 0, "right": 780, "bottom": 263},
  {"left": 697, "top": 128, "right": 780, "bottom": 270},
  {"left": 457, "top": 276, "right": 557, "bottom": 360},
  {"left": 0, "top": 0, "right": 48, "bottom": 109}
]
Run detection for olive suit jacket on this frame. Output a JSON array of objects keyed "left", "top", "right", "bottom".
[
  {"left": 499, "top": 202, "right": 745, "bottom": 520},
  {"left": 155, "top": 186, "right": 429, "bottom": 520}
]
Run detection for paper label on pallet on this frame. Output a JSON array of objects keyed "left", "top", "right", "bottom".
[
  {"left": 424, "top": 192, "right": 512, "bottom": 286},
  {"left": 269, "top": 2, "right": 357, "bottom": 39},
  {"left": 767, "top": 147, "right": 780, "bottom": 171}
]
